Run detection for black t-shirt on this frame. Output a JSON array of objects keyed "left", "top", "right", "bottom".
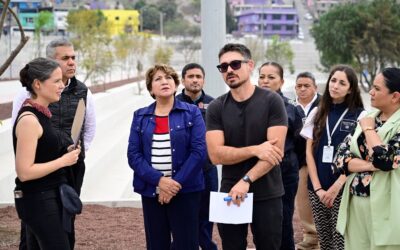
[{"left": 206, "top": 86, "right": 288, "bottom": 201}]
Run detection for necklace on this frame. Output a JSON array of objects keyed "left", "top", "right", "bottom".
[{"left": 23, "top": 99, "right": 52, "bottom": 118}]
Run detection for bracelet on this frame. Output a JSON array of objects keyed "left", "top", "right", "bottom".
[{"left": 314, "top": 188, "right": 323, "bottom": 193}]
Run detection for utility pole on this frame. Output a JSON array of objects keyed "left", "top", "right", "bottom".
[
  {"left": 159, "top": 12, "right": 164, "bottom": 38},
  {"left": 201, "top": 0, "right": 226, "bottom": 97}
]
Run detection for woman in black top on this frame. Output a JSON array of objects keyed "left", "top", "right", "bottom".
[{"left": 13, "top": 58, "right": 80, "bottom": 249}]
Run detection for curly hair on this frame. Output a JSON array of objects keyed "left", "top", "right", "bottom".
[{"left": 145, "top": 64, "right": 180, "bottom": 99}]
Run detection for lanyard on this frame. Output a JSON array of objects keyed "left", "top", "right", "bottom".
[{"left": 326, "top": 108, "right": 349, "bottom": 146}]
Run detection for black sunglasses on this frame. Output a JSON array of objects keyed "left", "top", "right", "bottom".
[{"left": 216, "top": 60, "right": 249, "bottom": 73}]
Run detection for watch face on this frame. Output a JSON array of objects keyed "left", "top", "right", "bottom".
[{"left": 243, "top": 175, "right": 251, "bottom": 183}]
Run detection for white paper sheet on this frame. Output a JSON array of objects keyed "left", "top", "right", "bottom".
[{"left": 209, "top": 192, "right": 253, "bottom": 224}]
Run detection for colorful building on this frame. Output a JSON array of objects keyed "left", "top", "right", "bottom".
[
  {"left": 1, "top": 0, "right": 42, "bottom": 11},
  {"left": 234, "top": 1, "right": 298, "bottom": 38},
  {"left": 102, "top": 9, "right": 139, "bottom": 36},
  {"left": 18, "top": 8, "right": 55, "bottom": 31}
]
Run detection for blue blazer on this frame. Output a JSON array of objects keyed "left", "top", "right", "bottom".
[{"left": 127, "top": 99, "right": 206, "bottom": 197}]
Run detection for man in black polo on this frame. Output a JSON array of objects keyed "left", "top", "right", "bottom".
[{"left": 176, "top": 63, "right": 218, "bottom": 250}]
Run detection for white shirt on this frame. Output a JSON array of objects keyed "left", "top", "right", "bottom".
[
  {"left": 296, "top": 93, "right": 318, "bottom": 116},
  {"left": 11, "top": 83, "right": 96, "bottom": 152}
]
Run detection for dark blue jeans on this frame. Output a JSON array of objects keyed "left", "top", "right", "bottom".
[{"left": 199, "top": 166, "right": 218, "bottom": 250}]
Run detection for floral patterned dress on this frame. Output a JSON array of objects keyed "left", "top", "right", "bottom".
[{"left": 333, "top": 116, "right": 400, "bottom": 197}]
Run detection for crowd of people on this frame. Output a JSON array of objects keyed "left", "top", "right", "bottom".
[{"left": 10, "top": 39, "right": 400, "bottom": 250}]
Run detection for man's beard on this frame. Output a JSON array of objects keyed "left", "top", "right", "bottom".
[
  {"left": 187, "top": 86, "right": 202, "bottom": 94},
  {"left": 227, "top": 79, "right": 246, "bottom": 89}
]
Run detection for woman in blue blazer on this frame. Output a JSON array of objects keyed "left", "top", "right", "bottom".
[{"left": 127, "top": 64, "right": 206, "bottom": 250}]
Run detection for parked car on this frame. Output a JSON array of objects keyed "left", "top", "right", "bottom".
[{"left": 304, "top": 13, "right": 313, "bottom": 20}]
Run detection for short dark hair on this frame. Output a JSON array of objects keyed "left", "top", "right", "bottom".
[
  {"left": 145, "top": 64, "right": 180, "bottom": 99},
  {"left": 19, "top": 57, "right": 60, "bottom": 97},
  {"left": 296, "top": 72, "right": 316, "bottom": 86},
  {"left": 218, "top": 43, "right": 252, "bottom": 60},
  {"left": 182, "top": 63, "right": 205, "bottom": 78},
  {"left": 381, "top": 67, "right": 400, "bottom": 93}
]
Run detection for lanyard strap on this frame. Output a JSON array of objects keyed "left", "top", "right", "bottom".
[{"left": 326, "top": 108, "right": 349, "bottom": 146}]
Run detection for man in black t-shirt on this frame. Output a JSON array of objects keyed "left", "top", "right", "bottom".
[{"left": 206, "top": 43, "right": 288, "bottom": 250}]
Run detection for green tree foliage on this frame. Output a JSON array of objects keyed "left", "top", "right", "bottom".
[
  {"left": 265, "top": 35, "right": 295, "bottom": 74},
  {"left": 133, "top": 0, "right": 146, "bottom": 10},
  {"left": 67, "top": 10, "right": 113, "bottom": 83},
  {"left": 159, "top": 0, "right": 179, "bottom": 23},
  {"left": 312, "top": 4, "right": 363, "bottom": 69},
  {"left": 312, "top": 0, "right": 400, "bottom": 90},
  {"left": 141, "top": 5, "right": 160, "bottom": 31},
  {"left": 34, "top": 11, "right": 53, "bottom": 57},
  {"left": 153, "top": 46, "right": 174, "bottom": 65}
]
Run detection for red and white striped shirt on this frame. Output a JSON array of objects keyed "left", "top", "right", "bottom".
[{"left": 151, "top": 116, "right": 172, "bottom": 177}]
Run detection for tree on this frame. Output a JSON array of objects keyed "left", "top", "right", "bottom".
[
  {"left": 34, "top": 11, "right": 53, "bottom": 57},
  {"left": 113, "top": 33, "right": 152, "bottom": 79},
  {"left": 158, "top": 0, "right": 178, "bottom": 23},
  {"left": 352, "top": 0, "right": 400, "bottom": 90},
  {"left": 141, "top": 5, "right": 160, "bottom": 31},
  {"left": 113, "top": 33, "right": 131, "bottom": 80},
  {"left": 133, "top": 0, "right": 146, "bottom": 10},
  {"left": 312, "top": 0, "right": 400, "bottom": 90},
  {"left": 265, "top": 35, "right": 295, "bottom": 74},
  {"left": 177, "top": 39, "right": 201, "bottom": 63},
  {"left": 153, "top": 46, "right": 173, "bottom": 64},
  {"left": 312, "top": 4, "right": 363, "bottom": 69},
  {"left": 67, "top": 10, "right": 113, "bottom": 83},
  {"left": 0, "top": 0, "right": 30, "bottom": 77}
]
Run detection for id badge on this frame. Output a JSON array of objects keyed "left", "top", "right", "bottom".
[{"left": 322, "top": 146, "right": 334, "bottom": 163}]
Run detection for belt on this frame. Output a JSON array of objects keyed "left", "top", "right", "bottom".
[{"left": 14, "top": 189, "right": 59, "bottom": 199}]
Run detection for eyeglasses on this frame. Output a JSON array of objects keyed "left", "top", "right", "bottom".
[{"left": 216, "top": 60, "right": 249, "bottom": 73}]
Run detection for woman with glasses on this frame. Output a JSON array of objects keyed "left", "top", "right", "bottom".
[
  {"left": 300, "top": 65, "right": 365, "bottom": 250},
  {"left": 13, "top": 58, "right": 80, "bottom": 249},
  {"left": 127, "top": 64, "right": 206, "bottom": 249},
  {"left": 334, "top": 67, "right": 400, "bottom": 250},
  {"left": 258, "top": 62, "right": 304, "bottom": 250}
]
